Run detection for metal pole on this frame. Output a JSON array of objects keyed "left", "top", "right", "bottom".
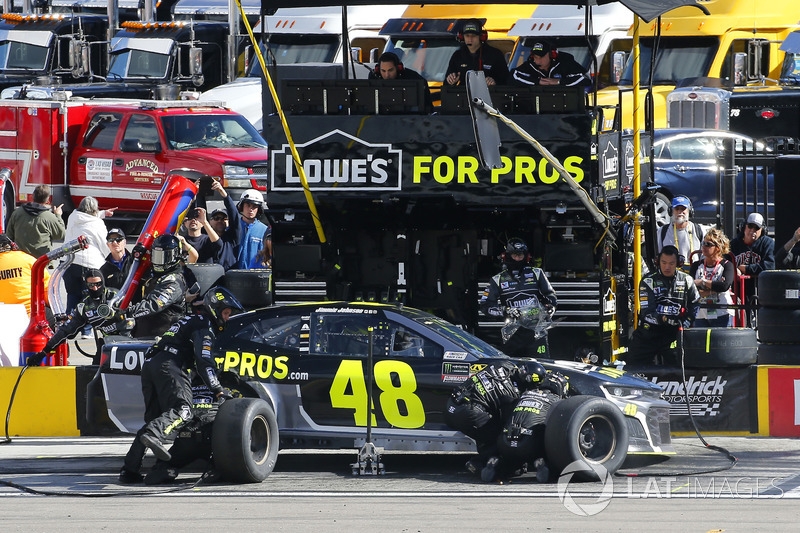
[{"left": 366, "top": 327, "right": 374, "bottom": 445}]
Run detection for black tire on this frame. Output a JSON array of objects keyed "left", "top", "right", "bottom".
[
  {"left": 757, "top": 343, "right": 800, "bottom": 365},
  {"left": 757, "top": 270, "right": 800, "bottom": 307},
  {"left": 223, "top": 269, "right": 273, "bottom": 309},
  {"left": 682, "top": 327, "right": 757, "bottom": 367},
  {"left": 757, "top": 307, "right": 800, "bottom": 343},
  {"left": 544, "top": 396, "right": 629, "bottom": 481},
  {"left": 186, "top": 263, "right": 225, "bottom": 297},
  {"left": 653, "top": 192, "right": 671, "bottom": 228},
  {"left": 212, "top": 398, "right": 279, "bottom": 483}
]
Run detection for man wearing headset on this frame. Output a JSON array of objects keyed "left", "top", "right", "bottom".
[
  {"left": 369, "top": 52, "right": 432, "bottom": 112},
  {"left": 511, "top": 40, "right": 590, "bottom": 87},
  {"left": 445, "top": 19, "right": 509, "bottom": 87},
  {"left": 657, "top": 196, "right": 704, "bottom": 270},
  {"left": 627, "top": 245, "right": 700, "bottom": 366}
]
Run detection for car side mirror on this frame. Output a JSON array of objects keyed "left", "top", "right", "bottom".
[
  {"left": 189, "top": 47, "right": 203, "bottom": 77},
  {"left": 69, "top": 40, "right": 89, "bottom": 77},
  {"left": 350, "top": 47, "right": 362, "bottom": 63},
  {"left": 733, "top": 52, "right": 747, "bottom": 86},
  {"left": 611, "top": 51, "right": 626, "bottom": 84}
]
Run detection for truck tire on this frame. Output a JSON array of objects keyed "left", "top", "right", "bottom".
[
  {"left": 186, "top": 263, "right": 225, "bottom": 297},
  {"left": 223, "top": 269, "right": 273, "bottom": 309},
  {"left": 757, "top": 343, "right": 800, "bottom": 365},
  {"left": 756, "top": 270, "right": 800, "bottom": 308},
  {"left": 682, "top": 327, "right": 757, "bottom": 367},
  {"left": 544, "top": 396, "right": 628, "bottom": 481},
  {"left": 212, "top": 398, "right": 279, "bottom": 483},
  {"left": 757, "top": 308, "right": 800, "bottom": 343}
]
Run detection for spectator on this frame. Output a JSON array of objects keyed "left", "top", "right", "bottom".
[
  {"left": 511, "top": 40, "right": 591, "bottom": 87},
  {"left": 730, "top": 212, "right": 775, "bottom": 302},
  {"left": 369, "top": 52, "right": 433, "bottom": 113},
  {"left": 445, "top": 19, "right": 509, "bottom": 87},
  {"left": 775, "top": 225, "right": 800, "bottom": 268},
  {"left": 180, "top": 207, "right": 214, "bottom": 263},
  {"left": 207, "top": 180, "right": 242, "bottom": 271},
  {"left": 656, "top": 196, "right": 704, "bottom": 270},
  {"left": 6, "top": 184, "right": 65, "bottom": 258},
  {"left": 236, "top": 189, "right": 270, "bottom": 270},
  {"left": 689, "top": 228, "right": 735, "bottom": 327},
  {"left": 62, "top": 196, "right": 117, "bottom": 338},
  {"left": 0, "top": 233, "right": 49, "bottom": 316},
  {"left": 101, "top": 228, "right": 129, "bottom": 290},
  {"left": 627, "top": 245, "right": 700, "bottom": 366}
]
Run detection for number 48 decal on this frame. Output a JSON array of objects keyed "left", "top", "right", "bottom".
[{"left": 329, "top": 359, "right": 426, "bottom": 429}]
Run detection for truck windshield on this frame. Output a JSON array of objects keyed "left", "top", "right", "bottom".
[
  {"left": 511, "top": 36, "right": 599, "bottom": 71},
  {"left": 619, "top": 36, "right": 718, "bottom": 85},
  {"left": 0, "top": 40, "right": 50, "bottom": 70},
  {"left": 384, "top": 38, "right": 457, "bottom": 82},
  {"left": 108, "top": 49, "right": 170, "bottom": 79},
  {"left": 161, "top": 114, "right": 267, "bottom": 150},
  {"left": 250, "top": 34, "right": 339, "bottom": 74}
]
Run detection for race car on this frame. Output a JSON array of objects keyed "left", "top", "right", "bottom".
[{"left": 93, "top": 302, "right": 673, "bottom": 482}]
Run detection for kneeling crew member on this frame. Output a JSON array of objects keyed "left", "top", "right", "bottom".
[
  {"left": 627, "top": 245, "right": 700, "bottom": 366},
  {"left": 119, "top": 287, "right": 244, "bottom": 483}
]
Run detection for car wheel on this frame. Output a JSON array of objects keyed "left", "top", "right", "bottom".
[
  {"left": 682, "top": 327, "right": 757, "bottom": 367},
  {"left": 757, "top": 308, "right": 800, "bottom": 343},
  {"left": 653, "top": 193, "right": 671, "bottom": 227},
  {"left": 757, "top": 342, "right": 800, "bottom": 365},
  {"left": 544, "top": 396, "right": 629, "bottom": 481},
  {"left": 756, "top": 270, "right": 800, "bottom": 308},
  {"left": 212, "top": 398, "right": 279, "bottom": 483}
]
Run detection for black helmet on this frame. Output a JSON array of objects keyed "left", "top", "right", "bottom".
[
  {"left": 151, "top": 234, "right": 182, "bottom": 273},
  {"left": 203, "top": 287, "right": 245, "bottom": 327},
  {"left": 83, "top": 268, "right": 105, "bottom": 300},
  {"left": 505, "top": 238, "right": 528, "bottom": 255}
]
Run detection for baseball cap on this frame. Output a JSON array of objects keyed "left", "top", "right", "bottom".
[
  {"left": 746, "top": 212, "right": 765, "bottom": 229},
  {"left": 531, "top": 41, "right": 552, "bottom": 57},
  {"left": 106, "top": 228, "right": 126, "bottom": 240},
  {"left": 462, "top": 20, "right": 481, "bottom": 35},
  {"left": 671, "top": 196, "right": 691, "bottom": 209},
  {"left": 210, "top": 208, "right": 228, "bottom": 219}
]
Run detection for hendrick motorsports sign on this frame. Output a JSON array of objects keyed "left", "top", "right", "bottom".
[{"left": 270, "top": 129, "right": 402, "bottom": 192}]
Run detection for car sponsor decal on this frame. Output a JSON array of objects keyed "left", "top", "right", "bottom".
[
  {"left": 330, "top": 359, "right": 425, "bottom": 429},
  {"left": 470, "top": 363, "right": 487, "bottom": 375},
  {"left": 86, "top": 158, "right": 113, "bottom": 182},
  {"left": 218, "top": 351, "right": 298, "bottom": 380},
  {"left": 443, "top": 351, "right": 468, "bottom": 361},
  {"left": 442, "top": 362, "right": 470, "bottom": 383}
]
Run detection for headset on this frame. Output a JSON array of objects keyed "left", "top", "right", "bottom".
[
  {"left": 374, "top": 52, "right": 404, "bottom": 78},
  {"left": 670, "top": 195, "right": 695, "bottom": 219},
  {"left": 457, "top": 19, "right": 488, "bottom": 43}
]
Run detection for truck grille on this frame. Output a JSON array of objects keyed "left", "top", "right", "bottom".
[{"left": 666, "top": 87, "right": 730, "bottom": 130}]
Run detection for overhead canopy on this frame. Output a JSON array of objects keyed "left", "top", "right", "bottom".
[{"left": 260, "top": 0, "right": 709, "bottom": 23}]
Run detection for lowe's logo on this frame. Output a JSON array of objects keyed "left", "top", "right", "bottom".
[{"left": 270, "top": 129, "right": 402, "bottom": 191}]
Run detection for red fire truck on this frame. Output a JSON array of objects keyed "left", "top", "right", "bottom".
[{"left": 0, "top": 98, "right": 268, "bottom": 229}]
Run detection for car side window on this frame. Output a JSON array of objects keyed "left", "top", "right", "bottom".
[
  {"left": 232, "top": 314, "right": 304, "bottom": 351},
  {"left": 665, "top": 137, "right": 715, "bottom": 161},
  {"left": 389, "top": 326, "right": 443, "bottom": 358},
  {"left": 121, "top": 114, "right": 160, "bottom": 148},
  {"left": 311, "top": 313, "right": 390, "bottom": 356},
  {"left": 83, "top": 112, "right": 123, "bottom": 150}
]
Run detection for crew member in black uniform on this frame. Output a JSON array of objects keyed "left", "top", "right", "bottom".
[
  {"left": 27, "top": 269, "right": 133, "bottom": 366},
  {"left": 119, "top": 287, "right": 244, "bottom": 484},
  {"left": 627, "top": 245, "right": 701, "bottom": 366},
  {"left": 445, "top": 19, "right": 509, "bottom": 87},
  {"left": 511, "top": 40, "right": 591, "bottom": 87},
  {"left": 126, "top": 234, "right": 187, "bottom": 338},
  {"left": 369, "top": 51, "right": 433, "bottom": 112},
  {"left": 480, "top": 238, "right": 557, "bottom": 357}
]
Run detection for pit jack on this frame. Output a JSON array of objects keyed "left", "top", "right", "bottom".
[{"left": 351, "top": 328, "right": 385, "bottom": 475}]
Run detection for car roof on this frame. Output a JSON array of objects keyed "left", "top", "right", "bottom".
[{"left": 653, "top": 128, "right": 755, "bottom": 145}]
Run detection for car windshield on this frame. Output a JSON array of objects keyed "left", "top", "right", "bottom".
[
  {"left": 0, "top": 40, "right": 50, "bottom": 70},
  {"left": 161, "top": 114, "right": 267, "bottom": 150},
  {"left": 384, "top": 38, "right": 456, "bottom": 82},
  {"left": 108, "top": 49, "right": 170, "bottom": 79},
  {"left": 620, "top": 36, "right": 718, "bottom": 85},
  {"left": 408, "top": 313, "right": 508, "bottom": 359},
  {"left": 250, "top": 34, "right": 339, "bottom": 74}
]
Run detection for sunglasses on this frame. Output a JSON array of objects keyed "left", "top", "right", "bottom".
[
  {"left": 211, "top": 216, "right": 228, "bottom": 221},
  {"left": 702, "top": 241, "right": 716, "bottom": 247},
  {"left": 746, "top": 223, "right": 761, "bottom": 230},
  {"left": 86, "top": 281, "right": 103, "bottom": 288},
  {"left": 107, "top": 237, "right": 125, "bottom": 243}
]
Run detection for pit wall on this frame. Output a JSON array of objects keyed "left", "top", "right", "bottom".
[{"left": 1, "top": 364, "right": 798, "bottom": 437}]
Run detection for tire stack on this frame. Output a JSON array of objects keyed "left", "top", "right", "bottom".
[
  {"left": 756, "top": 270, "right": 800, "bottom": 365},
  {"left": 222, "top": 269, "right": 273, "bottom": 310},
  {"left": 682, "top": 327, "right": 757, "bottom": 367}
]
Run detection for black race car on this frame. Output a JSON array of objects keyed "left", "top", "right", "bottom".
[{"left": 94, "top": 302, "right": 673, "bottom": 482}]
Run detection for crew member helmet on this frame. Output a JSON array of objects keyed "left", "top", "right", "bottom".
[
  {"left": 151, "top": 234, "right": 182, "bottom": 273},
  {"left": 203, "top": 287, "right": 245, "bottom": 327},
  {"left": 505, "top": 238, "right": 528, "bottom": 256}
]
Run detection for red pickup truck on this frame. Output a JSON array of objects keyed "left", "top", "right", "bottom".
[{"left": 0, "top": 99, "right": 268, "bottom": 229}]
